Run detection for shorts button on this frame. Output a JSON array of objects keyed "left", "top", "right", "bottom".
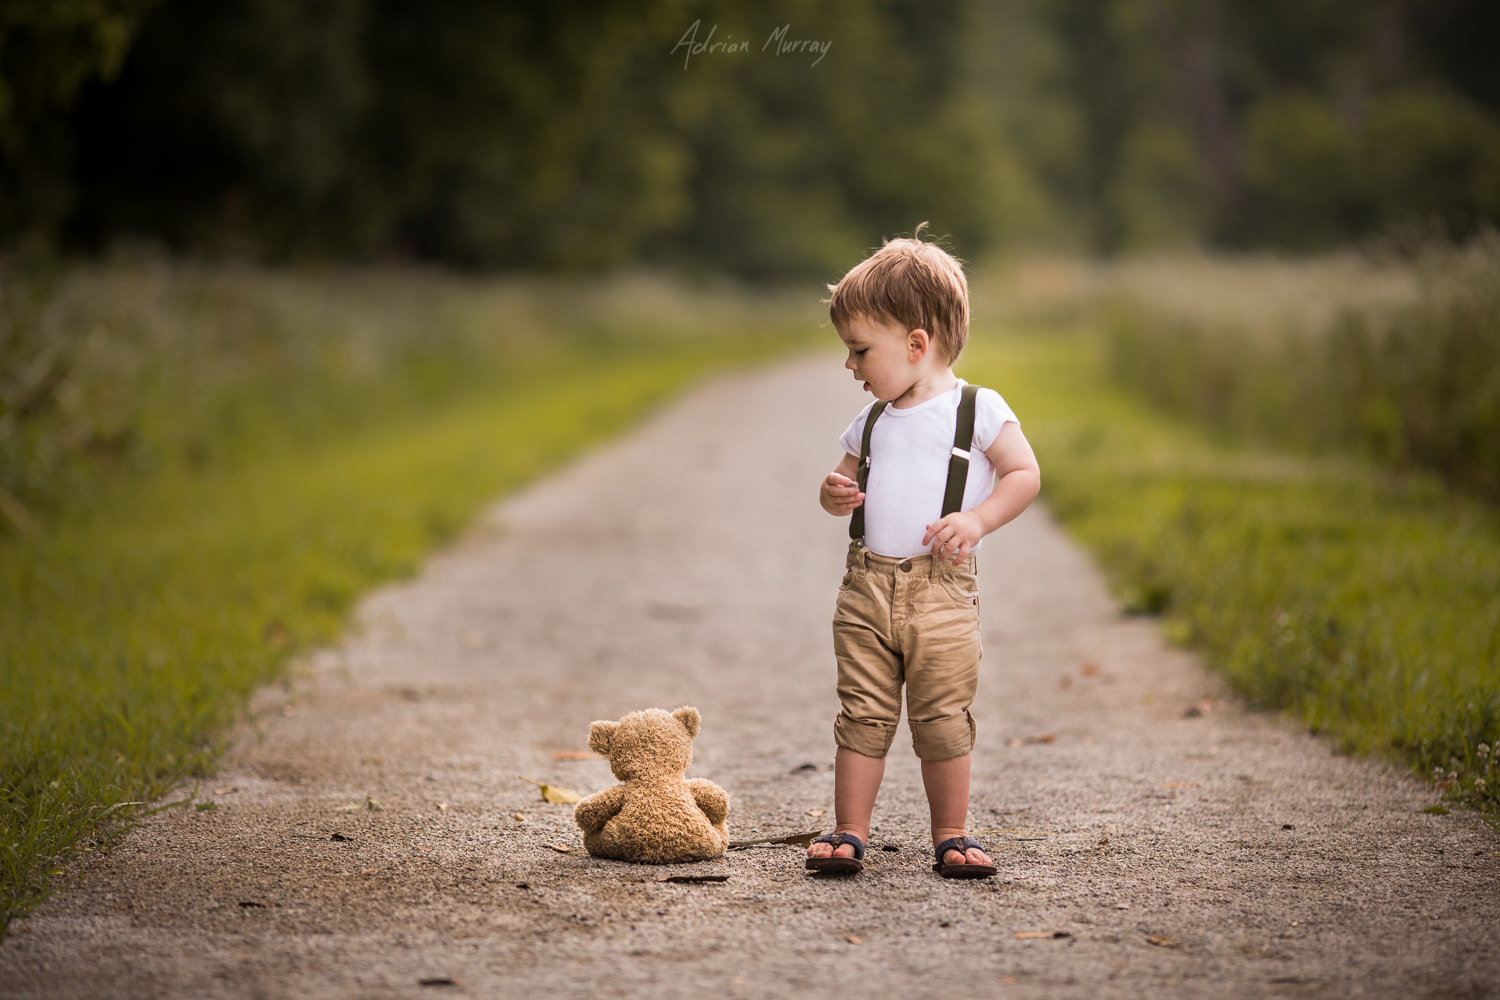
[{"left": 899, "top": 560, "right": 912, "bottom": 572}]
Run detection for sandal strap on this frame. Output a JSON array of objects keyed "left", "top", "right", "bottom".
[
  {"left": 934, "top": 836, "right": 983, "bottom": 862},
  {"left": 811, "top": 831, "right": 866, "bottom": 860}
]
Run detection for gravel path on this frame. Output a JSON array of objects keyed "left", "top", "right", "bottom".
[{"left": 3, "top": 355, "right": 1496, "bottom": 1000}]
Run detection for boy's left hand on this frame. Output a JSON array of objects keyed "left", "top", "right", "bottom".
[{"left": 923, "top": 511, "right": 984, "bottom": 565}]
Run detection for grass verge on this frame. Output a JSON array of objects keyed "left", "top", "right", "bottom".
[
  {"left": 963, "top": 327, "right": 1500, "bottom": 817},
  {"left": 2, "top": 265, "right": 815, "bottom": 938}
]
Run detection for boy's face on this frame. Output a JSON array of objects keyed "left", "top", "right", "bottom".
[{"left": 838, "top": 314, "right": 923, "bottom": 401}]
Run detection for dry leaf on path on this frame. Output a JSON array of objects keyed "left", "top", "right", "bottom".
[
  {"left": 1146, "top": 936, "right": 1179, "bottom": 948},
  {"left": 1162, "top": 782, "right": 1198, "bottom": 789},
  {"left": 513, "top": 812, "right": 526, "bottom": 822},
  {"left": 1014, "top": 930, "right": 1071, "bottom": 940},
  {"left": 551, "top": 751, "right": 598, "bottom": 760},
  {"left": 808, "top": 808, "right": 825, "bottom": 817},
  {"left": 845, "top": 934, "right": 864, "bottom": 945},
  {"left": 519, "top": 776, "right": 582, "bottom": 804},
  {"left": 658, "top": 874, "right": 729, "bottom": 884},
  {"left": 336, "top": 796, "right": 382, "bottom": 812},
  {"left": 1024, "top": 732, "right": 1057, "bottom": 744},
  {"left": 542, "top": 843, "right": 573, "bottom": 853}
]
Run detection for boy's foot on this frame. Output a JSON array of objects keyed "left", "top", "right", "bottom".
[
  {"left": 933, "top": 835, "right": 997, "bottom": 878},
  {"left": 805, "top": 829, "right": 866, "bottom": 874}
]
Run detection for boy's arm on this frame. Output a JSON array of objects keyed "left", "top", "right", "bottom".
[
  {"left": 819, "top": 451, "right": 864, "bottom": 516},
  {"left": 922, "top": 421, "right": 1040, "bottom": 564}
]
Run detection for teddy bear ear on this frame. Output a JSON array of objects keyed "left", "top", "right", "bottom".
[
  {"left": 587, "top": 720, "right": 618, "bottom": 756},
  {"left": 671, "top": 706, "right": 701, "bottom": 738}
]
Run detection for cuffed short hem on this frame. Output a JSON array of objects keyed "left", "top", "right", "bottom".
[
  {"left": 909, "top": 712, "right": 976, "bottom": 761},
  {"left": 834, "top": 713, "right": 898, "bottom": 759}
]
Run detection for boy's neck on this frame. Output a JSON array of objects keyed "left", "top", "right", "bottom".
[{"left": 890, "top": 367, "right": 959, "bottom": 409}]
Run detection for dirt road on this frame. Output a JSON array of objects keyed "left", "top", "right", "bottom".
[{"left": 3, "top": 355, "right": 1496, "bottom": 999}]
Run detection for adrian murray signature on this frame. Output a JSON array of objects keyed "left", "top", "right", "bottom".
[{"left": 672, "top": 21, "right": 832, "bottom": 70}]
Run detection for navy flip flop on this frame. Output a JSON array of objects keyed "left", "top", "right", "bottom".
[
  {"left": 805, "top": 831, "right": 865, "bottom": 874},
  {"left": 933, "top": 836, "right": 998, "bottom": 879}
]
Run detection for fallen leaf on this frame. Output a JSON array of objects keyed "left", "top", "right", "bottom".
[
  {"left": 513, "top": 812, "right": 527, "bottom": 822},
  {"left": 808, "top": 808, "right": 825, "bottom": 818},
  {"left": 1014, "top": 930, "right": 1070, "bottom": 940},
  {"left": 1098, "top": 837, "right": 1110, "bottom": 845},
  {"left": 711, "top": 858, "right": 727, "bottom": 864},
  {"left": 1024, "top": 732, "right": 1056, "bottom": 744},
  {"left": 1080, "top": 662, "right": 1101, "bottom": 677},
  {"left": 658, "top": 874, "right": 729, "bottom": 884},
  {"left": 1000, "top": 975, "right": 1018, "bottom": 984},
  {"left": 336, "top": 796, "right": 382, "bottom": 812},
  {"left": 845, "top": 934, "right": 863, "bottom": 945},
  {"left": 1146, "top": 936, "right": 1179, "bottom": 948},
  {"left": 361, "top": 867, "right": 377, "bottom": 874},
  {"left": 551, "top": 751, "right": 598, "bottom": 760},
  {"left": 436, "top": 802, "right": 449, "bottom": 812},
  {"left": 1162, "top": 782, "right": 1198, "bottom": 789},
  {"left": 213, "top": 787, "right": 237, "bottom": 795},
  {"left": 519, "top": 776, "right": 582, "bottom": 804},
  {"left": 542, "top": 843, "right": 572, "bottom": 853}
]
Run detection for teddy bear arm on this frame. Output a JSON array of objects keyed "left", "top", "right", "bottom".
[
  {"left": 573, "top": 784, "right": 625, "bottom": 834},
  {"left": 687, "top": 779, "right": 729, "bottom": 825}
]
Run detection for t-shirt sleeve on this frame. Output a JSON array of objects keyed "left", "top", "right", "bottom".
[
  {"left": 971, "top": 387, "right": 1020, "bottom": 453},
  {"left": 838, "top": 401, "right": 876, "bottom": 457}
]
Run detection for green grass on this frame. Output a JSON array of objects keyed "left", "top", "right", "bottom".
[
  {"left": 962, "top": 327, "right": 1500, "bottom": 816},
  {"left": 2, "top": 264, "right": 817, "bottom": 937}
]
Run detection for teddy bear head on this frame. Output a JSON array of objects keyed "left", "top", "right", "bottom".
[{"left": 587, "top": 706, "right": 700, "bottom": 782}]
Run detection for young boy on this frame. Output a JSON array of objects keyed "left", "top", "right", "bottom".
[{"left": 807, "top": 233, "right": 1040, "bottom": 878}]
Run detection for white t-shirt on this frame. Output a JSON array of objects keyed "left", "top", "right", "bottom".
[{"left": 839, "top": 380, "right": 1020, "bottom": 559}]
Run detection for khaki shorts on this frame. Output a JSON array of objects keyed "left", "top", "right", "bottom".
[{"left": 831, "top": 544, "right": 982, "bottom": 761}]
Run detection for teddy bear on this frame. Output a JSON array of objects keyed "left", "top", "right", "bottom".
[{"left": 573, "top": 706, "right": 730, "bottom": 864}]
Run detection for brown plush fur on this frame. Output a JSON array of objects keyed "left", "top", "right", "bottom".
[{"left": 573, "top": 706, "right": 730, "bottom": 864}]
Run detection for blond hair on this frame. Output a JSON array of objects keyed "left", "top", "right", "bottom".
[{"left": 827, "top": 225, "right": 970, "bottom": 361}]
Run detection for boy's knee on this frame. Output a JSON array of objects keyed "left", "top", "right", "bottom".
[
  {"left": 834, "top": 713, "right": 897, "bottom": 758},
  {"left": 909, "top": 712, "right": 976, "bottom": 761}
]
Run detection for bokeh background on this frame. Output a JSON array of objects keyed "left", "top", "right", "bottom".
[{"left": 4, "top": 0, "right": 1498, "bottom": 271}]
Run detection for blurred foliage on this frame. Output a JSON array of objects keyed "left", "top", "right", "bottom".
[
  {"left": 3, "top": 0, "right": 1500, "bottom": 269},
  {"left": 0, "top": 255, "right": 819, "bottom": 533},
  {"left": 1102, "top": 234, "right": 1500, "bottom": 502}
]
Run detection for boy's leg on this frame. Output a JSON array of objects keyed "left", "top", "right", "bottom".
[
  {"left": 807, "top": 747, "right": 886, "bottom": 859},
  {"left": 921, "top": 754, "right": 991, "bottom": 866}
]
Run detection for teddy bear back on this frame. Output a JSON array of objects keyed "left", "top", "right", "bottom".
[{"left": 587, "top": 706, "right": 698, "bottom": 782}]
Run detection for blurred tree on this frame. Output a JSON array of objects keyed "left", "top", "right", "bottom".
[
  {"left": 6, "top": 0, "right": 1500, "bottom": 269},
  {"left": 0, "top": 0, "right": 159, "bottom": 247}
]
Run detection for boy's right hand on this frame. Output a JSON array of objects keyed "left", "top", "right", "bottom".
[{"left": 820, "top": 472, "right": 864, "bottom": 516}]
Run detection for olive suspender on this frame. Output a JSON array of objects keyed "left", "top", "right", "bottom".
[{"left": 849, "top": 383, "right": 980, "bottom": 546}]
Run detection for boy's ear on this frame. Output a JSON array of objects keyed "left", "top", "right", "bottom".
[
  {"left": 587, "top": 720, "right": 618, "bottom": 756},
  {"left": 907, "top": 328, "right": 931, "bottom": 360},
  {"left": 671, "top": 706, "right": 701, "bottom": 739}
]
